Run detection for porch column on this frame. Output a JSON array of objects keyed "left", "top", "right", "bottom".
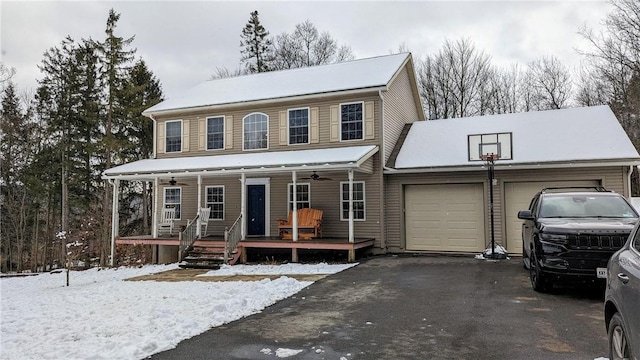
[
  {"left": 196, "top": 175, "right": 202, "bottom": 237},
  {"left": 292, "top": 171, "right": 298, "bottom": 242},
  {"left": 152, "top": 176, "right": 159, "bottom": 238},
  {"left": 110, "top": 179, "right": 120, "bottom": 267},
  {"left": 291, "top": 171, "right": 298, "bottom": 263},
  {"left": 240, "top": 172, "right": 246, "bottom": 240},
  {"left": 348, "top": 169, "right": 354, "bottom": 243}
]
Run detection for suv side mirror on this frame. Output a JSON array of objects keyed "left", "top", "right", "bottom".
[{"left": 518, "top": 210, "right": 534, "bottom": 220}]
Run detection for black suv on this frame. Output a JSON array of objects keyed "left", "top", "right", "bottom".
[{"left": 518, "top": 187, "right": 638, "bottom": 292}]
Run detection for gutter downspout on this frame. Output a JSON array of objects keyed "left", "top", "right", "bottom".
[
  {"left": 149, "top": 114, "right": 157, "bottom": 159},
  {"left": 628, "top": 165, "right": 634, "bottom": 198},
  {"left": 379, "top": 89, "right": 387, "bottom": 252}
]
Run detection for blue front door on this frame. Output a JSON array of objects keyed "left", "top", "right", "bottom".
[{"left": 247, "top": 185, "right": 266, "bottom": 236}]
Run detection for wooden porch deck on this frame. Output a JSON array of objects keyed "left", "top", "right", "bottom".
[{"left": 116, "top": 235, "right": 375, "bottom": 262}]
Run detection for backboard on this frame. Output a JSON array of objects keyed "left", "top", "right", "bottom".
[{"left": 468, "top": 132, "right": 513, "bottom": 161}]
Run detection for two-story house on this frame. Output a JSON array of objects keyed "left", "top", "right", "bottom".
[
  {"left": 104, "top": 52, "right": 640, "bottom": 266},
  {"left": 103, "top": 53, "right": 424, "bottom": 264}
]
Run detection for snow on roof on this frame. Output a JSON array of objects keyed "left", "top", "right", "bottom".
[
  {"left": 104, "top": 145, "right": 378, "bottom": 178},
  {"left": 143, "top": 53, "right": 410, "bottom": 115},
  {"left": 394, "top": 105, "right": 640, "bottom": 169}
]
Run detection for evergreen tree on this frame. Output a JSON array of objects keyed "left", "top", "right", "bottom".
[
  {"left": 240, "top": 10, "right": 272, "bottom": 73},
  {"left": 120, "top": 59, "right": 163, "bottom": 235},
  {"left": 95, "top": 8, "right": 136, "bottom": 266}
]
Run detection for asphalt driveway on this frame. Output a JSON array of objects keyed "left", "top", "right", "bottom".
[{"left": 149, "top": 256, "right": 608, "bottom": 360}]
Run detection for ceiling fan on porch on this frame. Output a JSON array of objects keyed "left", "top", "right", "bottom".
[
  {"left": 160, "top": 177, "right": 188, "bottom": 186},
  {"left": 299, "top": 171, "right": 333, "bottom": 181}
]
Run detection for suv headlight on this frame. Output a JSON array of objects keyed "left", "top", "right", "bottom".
[{"left": 540, "top": 233, "right": 568, "bottom": 243}]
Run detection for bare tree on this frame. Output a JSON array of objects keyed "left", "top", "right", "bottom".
[
  {"left": 525, "top": 56, "right": 573, "bottom": 110},
  {"left": 271, "top": 20, "right": 354, "bottom": 70},
  {"left": 418, "top": 38, "right": 493, "bottom": 119},
  {"left": 574, "top": 64, "right": 610, "bottom": 106},
  {"left": 210, "top": 66, "right": 248, "bottom": 80},
  {"left": 579, "top": 0, "right": 640, "bottom": 194},
  {"left": 0, "top": 62, "right": 16, "bottom": 89}
]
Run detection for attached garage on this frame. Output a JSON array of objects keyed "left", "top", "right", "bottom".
[
  {"left": 385, "top": 106, "right": 640, "bottom": 255},
  {"left": 404, "top": 183, "right": 485, "bottom": 252},
  {"left": 503, "top": 180, "right": 600, "bottom": 255}
]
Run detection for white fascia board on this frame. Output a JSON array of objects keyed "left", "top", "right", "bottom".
[
  {"left": 142, "top": 87, "right": 386, "bottom": 118},
  {"left": 384, "top": 159, "right": 640, "bottom": 175},
  {"left": 103, "top": 163, "right": 367, "bottom": 182}
]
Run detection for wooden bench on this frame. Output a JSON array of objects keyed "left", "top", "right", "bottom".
[{"left": 277, "top": 208, "right": 323, "bottom": 240}]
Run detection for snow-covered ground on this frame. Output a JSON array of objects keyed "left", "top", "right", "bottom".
[{"left": 1, "top": 263, "right": 356, "bottom": 360}]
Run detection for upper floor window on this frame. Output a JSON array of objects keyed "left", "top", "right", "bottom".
[
  {"left": 341, "top": 102, "right": 363, "bottom": 141},
  {"left": 207, "top": 116, "right": 224, "bottom": 150},
  {"left": 340, "top": 181, "right": 365, "bottom": 221},
  {"left": 289, "top": 108, "right": 309, "bottom": 145},
  {"left": 165, "top": 120, "right": 182, "bottom": 152},
  {"left": 164, "top": 187, "right": 181, "bottom": 219},
  {"left": 206, "top": 186, "right": 224, "bottom": 220},
  {"left": 288, "top": 183, "right": 310, "bottom": 211},
  {"left": 243, "top": 113, "right": 268, "bottom": 150}
]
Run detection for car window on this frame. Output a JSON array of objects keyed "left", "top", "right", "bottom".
[
  {"left": 635, "top": 229, "right": 640, "bottom": 252},
  {"left": 539, "top": 195, "right": 637, "bottom": 218}
]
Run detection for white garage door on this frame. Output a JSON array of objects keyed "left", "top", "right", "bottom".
[
  {"left": 504, "top": 180, "right": 600, "bottom": 255},
  {"left": 405, "top": 184, "right": 485, "bottom": 252}
]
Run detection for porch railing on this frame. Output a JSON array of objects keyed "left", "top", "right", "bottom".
[
  {"left": 224, "top": 213, "right": 243, "bottom": 264},
  {"left": 179, "top": 213, "right": 200, "bottom": 261}
]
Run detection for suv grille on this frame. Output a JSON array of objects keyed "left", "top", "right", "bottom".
[{"left": 566, "top": 234, "right": 628, "bottom": 250}]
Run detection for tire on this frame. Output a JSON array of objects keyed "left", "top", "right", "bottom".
[
  {"left": 608, "top": 313, "right": 630, "bottom": 360},
  {"left": 530, "top": 251, "right": 549, "bottom": 292}
]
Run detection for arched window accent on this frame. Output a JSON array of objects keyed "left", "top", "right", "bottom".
[{"left": 243, "top": 112, "right": 269, "bottom": 150}]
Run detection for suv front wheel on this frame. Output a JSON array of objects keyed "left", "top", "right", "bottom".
[{"left": 530, "top": 250, "right": 549, "bottom": 292}]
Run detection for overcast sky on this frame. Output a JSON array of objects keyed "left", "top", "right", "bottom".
[{"left": 2, "top": 1, "right": 611, "bottom": 100}]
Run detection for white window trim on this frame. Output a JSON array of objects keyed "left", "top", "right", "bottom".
[
  {"left": 206, "top": 115, "right": 225, "bottom": 151},
  {"left": 205, "top": 185, "right": 225, "bottom": 221},
  {"left": 163, "top": 186, "right": 182, "bottom": 220},
  {"left": 242, "top": 112, "right": 269, "bottom": 151},
  {"left": 164, "top": 119, "right": 183, "bottom": 153},
  {"left": 340, "top": 181, "right": 366, "bottom": 221},
  {"left": 287, "top": 183, "right": 311, "bottom": 211},
  {"left": 287, "top": 107, "right": 310, "bottom": 146},
  {"left": 339, "top": 101, "right": 365, "bottom": 142}
]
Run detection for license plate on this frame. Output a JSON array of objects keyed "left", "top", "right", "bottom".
[{"left": 597, "top": 267, "right": 607, "bottom": 279}]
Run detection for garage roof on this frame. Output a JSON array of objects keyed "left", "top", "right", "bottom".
[{"left": 394, "top": 105, "right": 640, "bottom": 169}]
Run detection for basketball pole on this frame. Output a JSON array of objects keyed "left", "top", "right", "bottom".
[{"left": 483, "top": 154, "right": 497, "bottom": 259}]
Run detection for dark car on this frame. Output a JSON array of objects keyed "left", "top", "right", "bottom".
[
  {"left": 517, "top": 187, "right": 638, "bottom": 292},
  {"left": 605, "top": 221, "right": 640, "bottom": 360}
]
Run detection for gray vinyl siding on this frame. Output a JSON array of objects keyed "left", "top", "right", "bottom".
[
  {"left": 382, "top": 66, "right": 423, "bottom": 164},
  {"left": 384, "top": 166, "right": 628, "bottom": 253},
  {"left": 154, "top": 92, "right": 383, "bottom": 159}
]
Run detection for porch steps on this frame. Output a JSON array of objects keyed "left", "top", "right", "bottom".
[{"left": 179, "top": 245, "right": 242, "bottom": 269}]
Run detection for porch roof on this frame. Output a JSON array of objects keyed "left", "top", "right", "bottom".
[{"left": 103, "top": 145, "right": 378, "bottom": 180}]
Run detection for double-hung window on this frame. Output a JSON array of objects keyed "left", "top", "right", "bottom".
[
  {"left": 288, "top": 183, "right": 310, "bottom": 211},
  {"left": 288, "top": 108, "right": 309, "bottom": 145},
  {"left": 243, "top": 113, "right": 268, "bottom": 150},
  {"left": 340, "top": 181, "right": 365, "bottom": 220},
  {"left": 165, "top": 120, "right": 182, "bottom": 152},
  {"left": 207, "top": 116, "right": 224, "bottom": 150},
  {"left": 206, "top": 186, "right": 224, "bottom": 220},
  {"left": 164, "top": 187, "right": 181, "bottom": 219},
  {"left": 340, "top": 102, "right": 363, "bottom": 141}
]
